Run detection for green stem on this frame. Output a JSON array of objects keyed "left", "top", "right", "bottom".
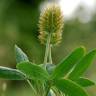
[
  {"left": 44, "top": 34, "right": 51, "bottom": 65},
  {"left": 49, "top": 44, "right": 52, "bottom": 64},
  {"left": 27, "top": 80, "right": 37, "bottom": 95}
]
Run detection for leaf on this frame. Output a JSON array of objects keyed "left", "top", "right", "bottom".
[
  {"left": 0, "top": 66, "right": 26, "bottom": 80},
  {"left": 54, "top": 79, "right": 89, "bottom": 96},
  {"left": 16, "top": 62, "right": 49, "bottom": 81},
  {"left": 15, "top": 45, "right": 29, "bottom": 63},
  {"left": 46, "top": 64, "right": 56, "bottom": 74},
  {"left": 75, "top": 77, "right": 95, "bottom": 87},
  {"left": 68, "top": 49, "right": 96, "bottom": 80},
  {"left": 51, "top": 47, "right": 85, "bottom": 79}
]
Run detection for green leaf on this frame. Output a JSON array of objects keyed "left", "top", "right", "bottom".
[
  {"left": 75, "top": 77, "right": 95, "bottom": 87},
  {"left": 15, "top": 45, "right": 29, "bottom": 63},
  {"left": 54, "top": 79, "right": 88, "bottom": 96},
  {"left": 16, "top": 62, "right": 49, "bottom": 81},
  {"left": 0, "top": 66, "right": 26, "bottom": 80},
  {"left": 69, "top": 49, "right": 96, "bottom": 80},
  {"left": 51, "top": 47, "right": 85, "bottom": 79}
]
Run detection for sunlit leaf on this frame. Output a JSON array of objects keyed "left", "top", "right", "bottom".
[
  {"left": 54, "top": 79, "right": 88, "bottom": 96},
  {"left": 75, "top": 77, "right": 95, "bottom": 87},
  {"left": 69, "top": 49, "right": 96, "bottom": 80},
  {"left": 51, "top": 47, "right": 85, "bottom": 79},
  {"left": 16, "top": 62, "right": 49, "bottom": 81}
]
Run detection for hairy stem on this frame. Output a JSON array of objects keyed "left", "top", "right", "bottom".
[
  {"left": 49, "top": 44, "right": 52, "bottom": 64},
  {"left": 44, "top": 34, "right": 51, "bottom": 65},
  {"left": 27, "top": 80, "right": 37, "bottom": 95}
]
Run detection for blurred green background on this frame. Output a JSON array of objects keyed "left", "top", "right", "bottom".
[{"left": 0, "top": 0, "right": 96, "bottom": 96}]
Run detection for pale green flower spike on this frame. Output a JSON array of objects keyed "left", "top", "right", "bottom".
[{"left": 38, "top": 4, "right": 64, "bottom": 45}]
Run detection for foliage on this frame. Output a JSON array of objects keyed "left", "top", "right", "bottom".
[{"left": 0, "top": 45, "right": 96, "bottom": 96}]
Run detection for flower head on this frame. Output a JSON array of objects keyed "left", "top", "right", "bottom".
[{"left": 38, "top": 4, "right": 64, "bottom": 45}]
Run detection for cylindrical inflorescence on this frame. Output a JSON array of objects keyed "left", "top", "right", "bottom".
[{"left": 38, "top": 4, "right": 64, "bottom": 45}]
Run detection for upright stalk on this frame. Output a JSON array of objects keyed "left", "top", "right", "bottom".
[
  {"left": 49, "top": 44, "right": 52, "bottom": 64},
  {"left": 43, "top": 34, "right": 51, "bottom": 65},
  {"left": 43, "top": 34, "right": 52, "bottom": 96}
]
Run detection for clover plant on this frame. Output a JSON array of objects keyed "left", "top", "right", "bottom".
[{"left": 0, "top": 4, "right": 96, "bottom": 96}]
